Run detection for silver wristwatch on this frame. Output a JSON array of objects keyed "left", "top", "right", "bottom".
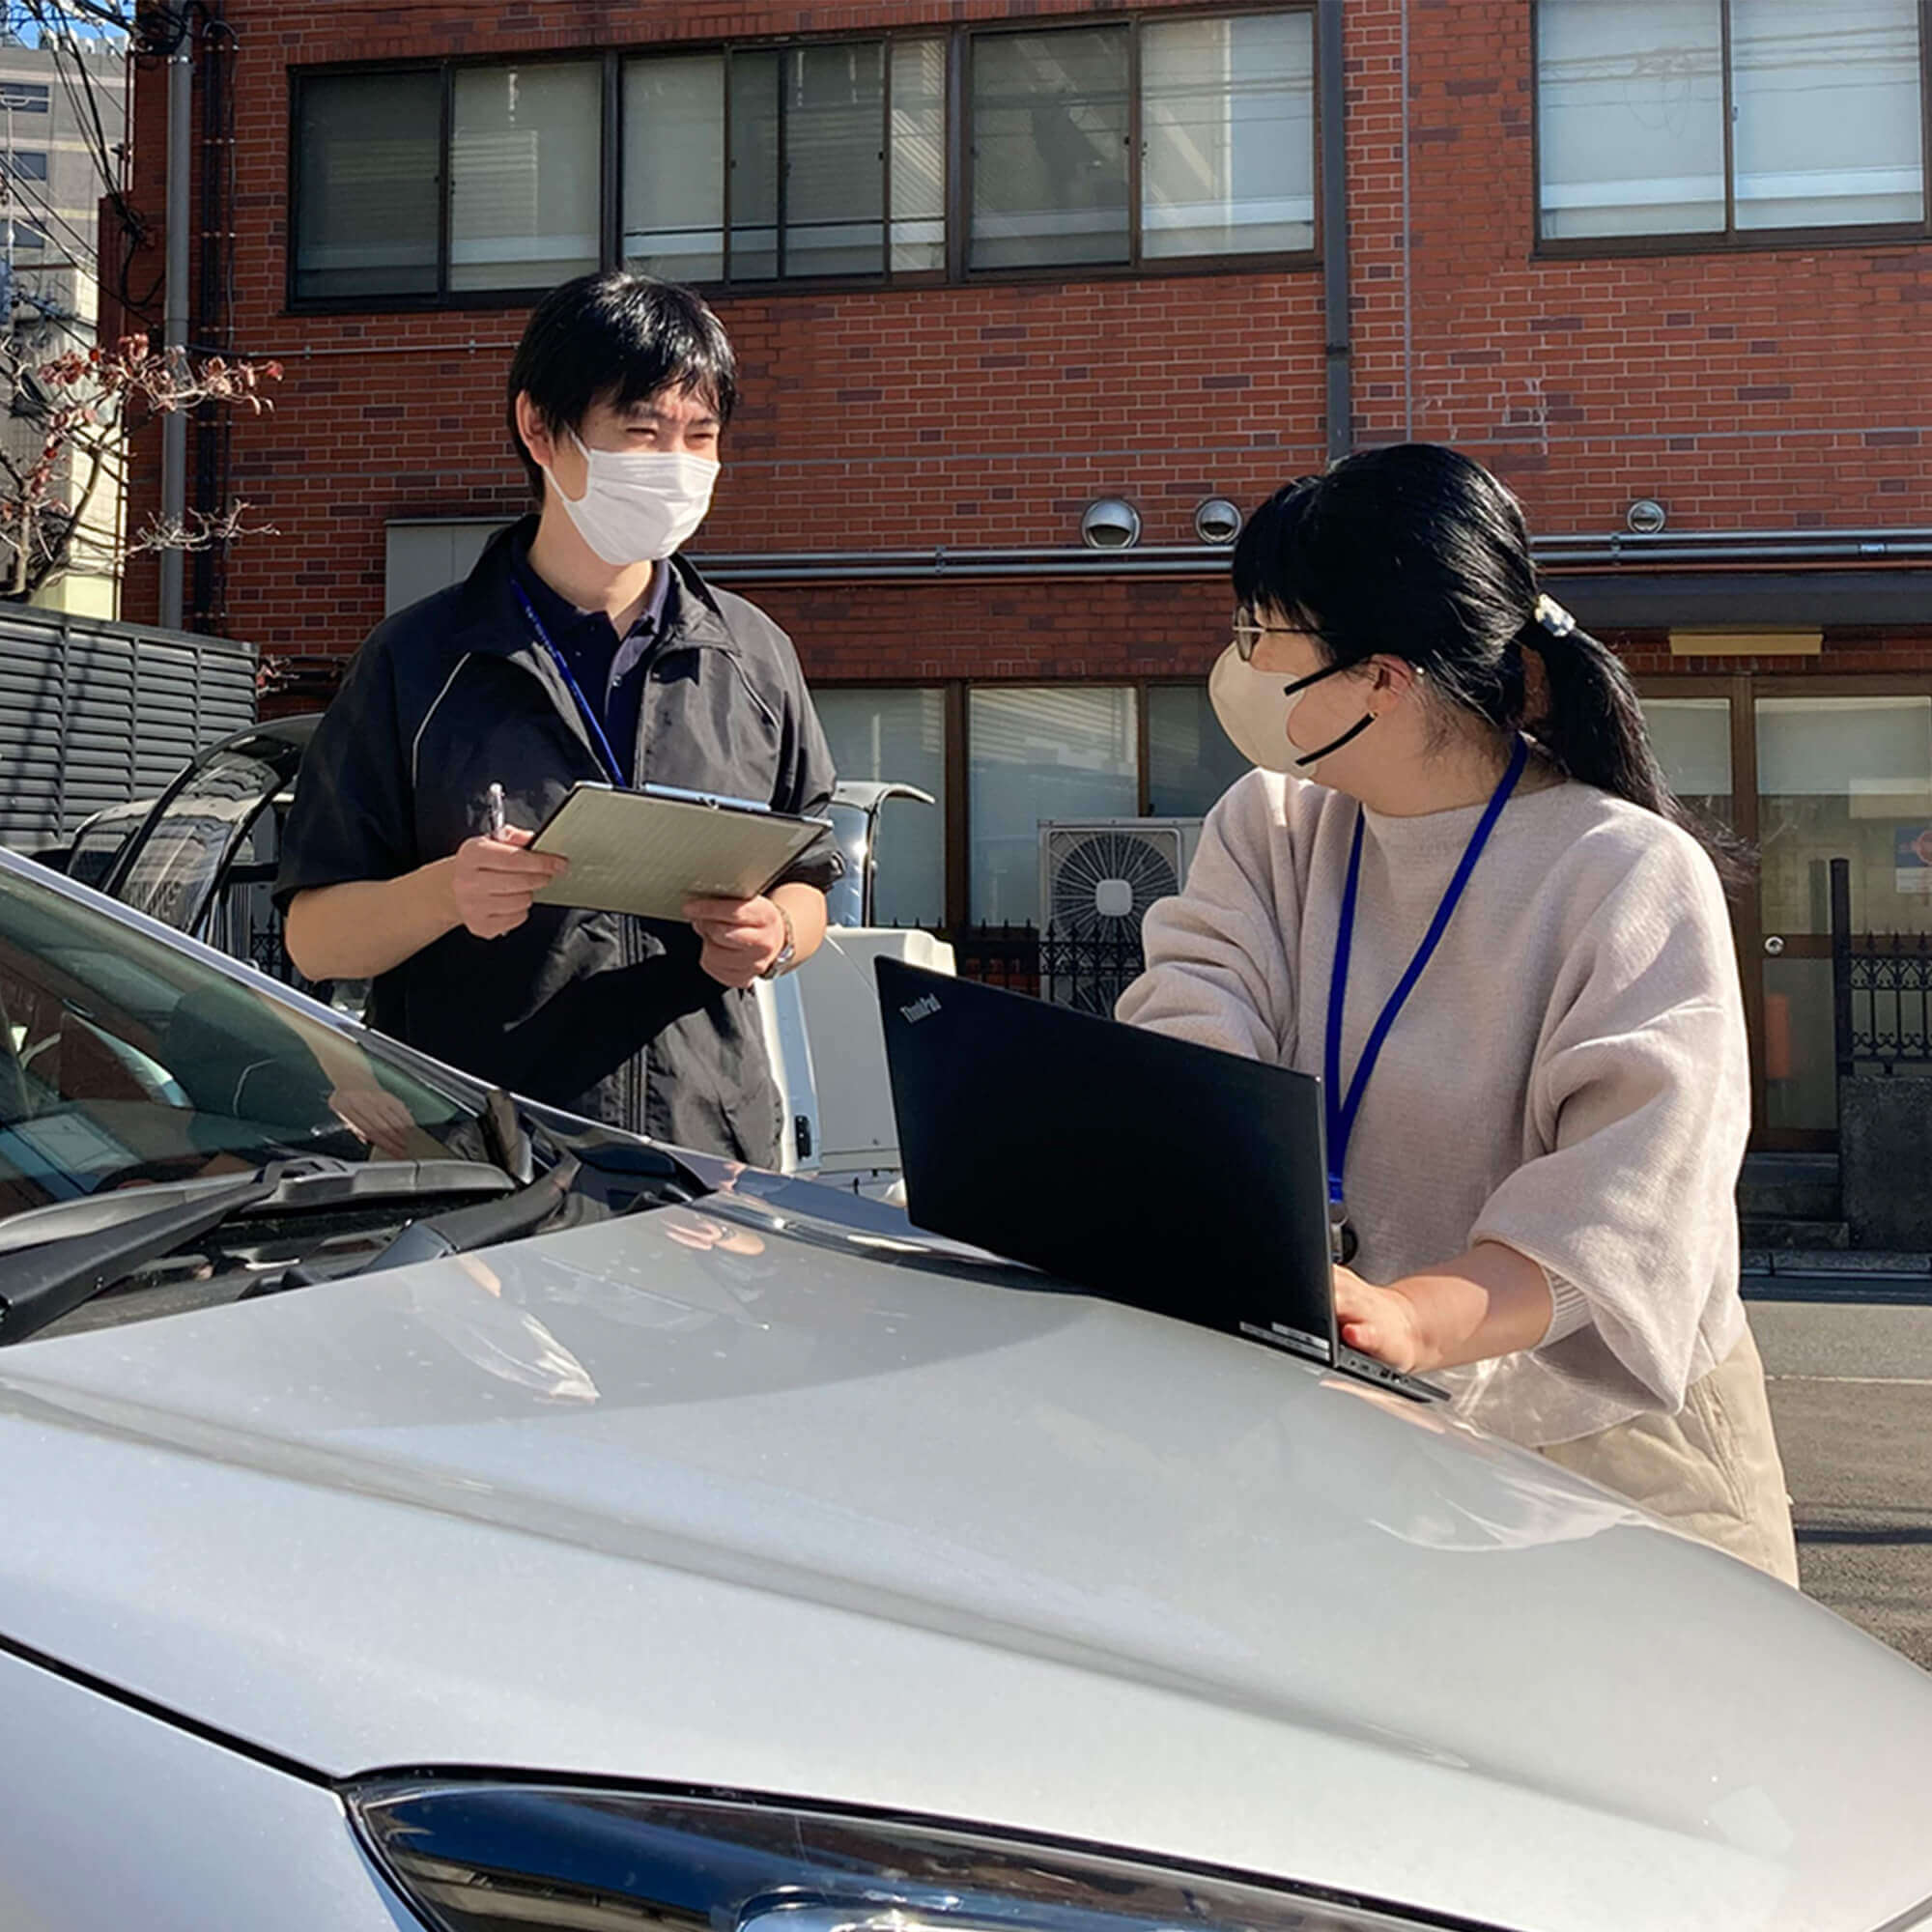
[{"left": 760, "top": 903, "right": 797, "bottom": 980}]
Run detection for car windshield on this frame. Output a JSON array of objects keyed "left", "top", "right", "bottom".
[
  {"left": 115, "top": 738, "right": 298, "bottom": 931},
  {"left": 66, "top": 805, "right": 151, "bottom": 891},
  {"left": 0, "top": 864, "right": 479, "bottom": 1214}
]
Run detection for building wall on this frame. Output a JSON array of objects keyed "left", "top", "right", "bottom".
[{"left": 116, "top": 0, "right": 1932, "bottom": 682}]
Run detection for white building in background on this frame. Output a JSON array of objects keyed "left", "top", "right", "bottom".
[{"left": 0, "top": 32, "right": 128, "bottom": 619}]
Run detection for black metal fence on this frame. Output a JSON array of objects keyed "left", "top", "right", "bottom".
[
  {"left": 1831, "top": 858, "right": 1932, "bottom": 1076},
  {"left": 953, "top": 924, "right": 1150, "bottom": 1016}
]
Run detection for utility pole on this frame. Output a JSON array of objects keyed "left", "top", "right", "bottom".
[
  {"left": 3, "top": 91, "right": 18, "bottom": 598},
  {"left": 0, "top": 96, "right": 14, "bottom": 340},
  {"left": 157, "top": 8, "right": 191, "bottom": 629}
]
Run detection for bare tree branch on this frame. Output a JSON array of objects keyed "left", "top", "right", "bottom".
[
  {"left": 0, "top": 331, "right": 282, "bottom": 598},
  {"left": 128, "top": 500, "right": 275, "bottom": 556}
]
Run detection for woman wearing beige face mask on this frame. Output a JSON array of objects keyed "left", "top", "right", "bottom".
[{"left": 1118, "top": 443, "right": 1798, "bottom": 1584}]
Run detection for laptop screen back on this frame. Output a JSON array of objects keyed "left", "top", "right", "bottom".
[{"left": 876, "top": 958, "right": 1336, "bottom": 1350}]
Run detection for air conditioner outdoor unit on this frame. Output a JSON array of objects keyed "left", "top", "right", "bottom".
[{"left": 1037, "top": 817, "right": 1205, "bottom": 1013}]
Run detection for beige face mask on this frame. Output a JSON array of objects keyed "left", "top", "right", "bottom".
[{"left": 1208, "top": 643, "right": 1377, "bottom": 774}]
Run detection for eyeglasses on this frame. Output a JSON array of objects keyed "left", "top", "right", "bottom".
[{"left": 1231, "top": 613, "right": 1309, "bottom": 663}]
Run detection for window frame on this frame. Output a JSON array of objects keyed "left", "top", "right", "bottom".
[
  {"left": 620, "top": 32, "right": 951, "bottom": 292},
  {"left": 1531, "top": 0, "right": 1932, "bottom": 258},
  {"left": 285, "top": 4, "right": 1321, "bottom": 316},
  {"left": 812, "top": 673, "right": 1254, "bottom": 933}
]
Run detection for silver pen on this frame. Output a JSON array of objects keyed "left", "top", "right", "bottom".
[{"left": 487, "top": 781, "right": 507, "bottom": 840}]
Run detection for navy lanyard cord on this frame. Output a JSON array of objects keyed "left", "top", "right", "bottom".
[
  {"left": 510, "top": 579, "right": 628, "bottom": 789},
  {"left": 1324, "top": 735, "right": 1531, "bottom": 1206}
]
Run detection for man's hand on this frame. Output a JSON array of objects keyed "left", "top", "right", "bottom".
[
  {"left": 685, "top": 895, "right": 787, "bottom": 988},
  {"left": 450, "top": 827, "right": 568, "bottom": 940},
  {"left": 1332, "top": 1266, "right": 1432, "bottom": 1374}
]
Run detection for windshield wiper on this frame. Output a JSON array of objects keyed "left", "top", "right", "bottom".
[
  {"left": 0, "top": 1156, "right": 528, "bottom": 1346},
  {"left": 479, "top": 1085, "right": 534, "bottom": 1184},
  {"left": 0, "top": 1167, "right": 284, "bottom": 1347},
  {"left": 260, "top": 1152, "right": 582, "bottom": 1293}
]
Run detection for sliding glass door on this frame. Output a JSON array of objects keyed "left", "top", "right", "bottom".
[{"left": 1640, "top": 676, "right": 1932, "bottom": 1149}]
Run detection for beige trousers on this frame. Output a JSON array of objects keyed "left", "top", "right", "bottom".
[{"left": 1540, "top": 1323, "right": 1801, "bottom": 1586}]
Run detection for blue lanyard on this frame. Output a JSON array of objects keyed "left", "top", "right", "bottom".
[
  {"left": 1324, "top": 735, "right": 1531, "bottom": 1211},
  {"left": 510, "top": 579, "right": 628, "bottom": 788}
]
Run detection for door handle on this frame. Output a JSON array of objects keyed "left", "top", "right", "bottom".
[{"left": 1764, "top": 935, "right": 1786, "bottom": 956}]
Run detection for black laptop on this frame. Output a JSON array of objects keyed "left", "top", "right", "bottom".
[{"left": 875, "top": 958, "right": 1444, "bottom": 1402}]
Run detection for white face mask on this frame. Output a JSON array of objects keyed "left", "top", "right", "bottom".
[
  {"left": 1208, "top": 643, "right": 1378, "bottom": 776},
  {"left": 547, "top": 429, "right": 721, "bottom": 565}
]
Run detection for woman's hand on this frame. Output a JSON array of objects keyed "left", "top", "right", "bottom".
[
  {"left": 1332, "top": 1266, "right": 1432, "bottom": 1373},
  {"left": 1331, "top": 1243, "right": 1557, "bottom": 1376}
]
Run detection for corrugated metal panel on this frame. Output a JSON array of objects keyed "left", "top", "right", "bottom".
[{"left": 0, "top": 608, "right": 257, "bottom": 852}]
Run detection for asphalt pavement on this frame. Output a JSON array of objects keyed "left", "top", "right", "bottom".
[{"left": 1744, "top": 1278, "right": 1932, "bottom": 1670}]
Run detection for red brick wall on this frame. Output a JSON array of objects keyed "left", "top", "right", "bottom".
[
  {"left": 1357, "top": 0, "right": 1932, "bottom": 536},
  {"left": 753, "top": 574, "right": 1229, "bottom": 685},
  {"left": 122, "top": 0, "right": 1932, "bottom": 684}
]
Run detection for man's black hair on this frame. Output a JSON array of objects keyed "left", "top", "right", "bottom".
[{"left": 506, "top": 271, "right": 739, "bottom": 503}]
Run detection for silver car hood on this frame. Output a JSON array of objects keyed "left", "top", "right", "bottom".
[{"left": 0, "top": 1191, "right": 1927, "bottom": 1932}]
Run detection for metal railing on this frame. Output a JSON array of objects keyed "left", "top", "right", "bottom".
[
  {"left": 1832, "top": 857, "right": 1932, "bottom": 1075},
  {"left": 953, "top": 923, "right": 1150, "bottom": 1018}
]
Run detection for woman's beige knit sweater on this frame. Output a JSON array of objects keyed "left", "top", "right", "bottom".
[{"left": 1117, "top": 763, "right": 1749, "bottom": 1447}]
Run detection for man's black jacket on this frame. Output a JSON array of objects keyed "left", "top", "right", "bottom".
[{"left": 276, "top": 519, "right": 839, "bottom": 1164}]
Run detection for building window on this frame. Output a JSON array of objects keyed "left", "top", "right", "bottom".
[
  {"left": 9, "top": 220, "right": 47, "bottom": 250},
  {"left": 6, "top": 150, "right": 47, "bottom": 182},
  {"left": 294, "top": 71, "right": 441, "bottom": 300},
  {"left": 1143, "top": 14, "right": 1316, "bottom": 260},
  {"left": 0, "top": 82, "right": 50, "bottom": 115},
  {"left": 969, "top": 686, "right": 1140, "bottom": 925},
  {"left": 1536, "top": 0, "right": 1926, "bottom": 244},
  {"left": 814, "top": 687, "right": 948, "bottom": 927},
  {"left": 969, "top": 13, "right": 1315, "bottom": 271},
  {"left": 1639, "top": 696, "right": 1734, "bottom": 828},
  {"left": 622, "top": 53, "right": 724, "bottom": 284},
  {"left": 449, "top": 63, "right": 602, "bottom": 292},
  {"left": 970, "top": 27, "right": 1131, "bottom": 270},
  {"left": 1147, "top": 684, "right": 1249, "bottom": 818},
  {"left": 384, "top": 519, "right": 512, "bottom": 615},
  {"left": 294, "top": 11, "right": 1313, "bottom": 308},
  {"left": 623, "top": 38, "right": 946, "bottom": 286}
]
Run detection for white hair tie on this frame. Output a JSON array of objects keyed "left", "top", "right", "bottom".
[{"left": 1534, "top": 593, "right": 1577, "bottom": 639}]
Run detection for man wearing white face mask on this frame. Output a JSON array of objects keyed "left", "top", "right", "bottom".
[{"left": 276, "top": 273, "right": 841, "bottom": 1164}]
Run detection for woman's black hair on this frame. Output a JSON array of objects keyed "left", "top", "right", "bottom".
[
  {"left": 1232, "top": 442, "right": 1743, "bottom": 875},
  {"left": 505, "top": 270, "right": 739, "bottom": 503}
]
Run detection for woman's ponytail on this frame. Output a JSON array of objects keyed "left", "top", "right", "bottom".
[
  {"left": 1520, "top": 608, "right": 1670, "bottom": 812},
  {"left": 1524, "top": 603, "right": 1751, "bottom": 885}
]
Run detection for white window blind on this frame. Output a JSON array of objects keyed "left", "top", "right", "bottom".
[
  {"left": 450, "top": 63, "right": 601, "bottom": 292},
  {"left": 1537, "top": 0, "right": 1725, "bottom": 239},
  {"left": 1143, "top": 13, "right": 1315, "bottom": 258},
  {"left": 623, "top": 54, "right": 725, "bottom": 284},
  {"left": 295, "top": 71, "right": 440, "bottom": 299},
  {"left": 969, "top": 686, "right": 1137, "bottom": 924},
  {"left": 1733, "top": 0, "right": 1923, "bottom": 230}
]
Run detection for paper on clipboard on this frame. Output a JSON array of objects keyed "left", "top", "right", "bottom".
[{"left": 527, "top": 782, "right": 830, "bottom": 921}]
